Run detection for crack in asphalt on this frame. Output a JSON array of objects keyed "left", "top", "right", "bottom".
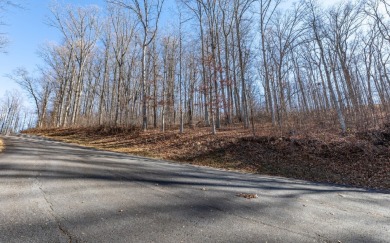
[{"left": 35, "top": 178, "right": 75, "bottom": 243}]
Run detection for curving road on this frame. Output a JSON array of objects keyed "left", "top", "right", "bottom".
[{"left": 0, "top": 135, "right": 389, "bottom": 243}]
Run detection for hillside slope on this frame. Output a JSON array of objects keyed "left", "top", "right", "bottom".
[{"left": 24, "top": 125, "right": 390, "bottom": 190}]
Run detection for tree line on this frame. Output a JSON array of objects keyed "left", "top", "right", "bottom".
[
  {"left": 0, "top": 91, "right": 34, "bottom": 134},
  {"left": 10, "top": 0, "right": 390, "bottom": 134}
]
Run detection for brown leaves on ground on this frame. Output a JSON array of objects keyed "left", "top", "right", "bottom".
[
  {"left": 23, "top": 123, "right": 390, "bottom": 191},
  {"left": 236, "top": 193, "right": 258, "bottom": 199},
  {"left": 0, "top": 139, "right": 4, "bottom": 152}
]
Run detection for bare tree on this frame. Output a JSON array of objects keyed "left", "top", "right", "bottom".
[
  {"left": 258, "top": 0, "right": 281, "bottom": 126},
  {"left": 108, "top": 0, "right": 164, "bottom": 131},
  {"left": 9, "top": 68, "right": 52, "bottom": 128},
  {"left": 107, "top": 4, "right": 136, "bottom": 125},
  {"left": 266, "top": 3, "right": 307, "bottom": 128},
  {"left": 48, "top": 4, "right": 100, "bottom": 126},
  {"left": 367, "top": 0, "right": 390, "bottom": 43},
  {"left": 306, "top": 0, "right": 347, "bottom": 133},
  {"left": 181, "top": 0, "right": 210, "bottom": 126},
  {"left": 234, "top": 0, "right": 255, "bottom": 129}
]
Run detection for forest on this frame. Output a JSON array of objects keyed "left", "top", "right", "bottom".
[
  {"left": 1, "top": 0, "right": 390, "bottom": 189},
  {"left": 1, "top": 0, "right": 389, "bottom": 135}
]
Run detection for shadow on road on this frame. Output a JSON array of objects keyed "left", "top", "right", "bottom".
[{"left": 0, "top": 136, "right": 389, "bottom": 242}]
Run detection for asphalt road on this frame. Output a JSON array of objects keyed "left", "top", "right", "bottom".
[{"left": 0, "top": 135, "right": 389, "bottom": 243}]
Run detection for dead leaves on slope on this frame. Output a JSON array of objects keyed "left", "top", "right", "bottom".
[{"left": 23, "top": 124, "right": 390, "bottom": 191}]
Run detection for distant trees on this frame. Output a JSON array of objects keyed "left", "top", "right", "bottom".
[
  {"left": 17, "top": 0, "right": 390, "bottom": 134},
  {"left": 9, "top": 68, "right": 52, "bottom": 128},
  {"left": 0, "top": 91, "right": 32, "bottom": 134},
  {"left": 0, "top": 92, "right": 21, "bottom": 134}
]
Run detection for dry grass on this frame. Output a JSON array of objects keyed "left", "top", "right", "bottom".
[
  {"left": 0, "top": 139, "right": 4, "bottom": 152},
  {"left": 23, "top": 123, "right": 390, "bottom": 191}
]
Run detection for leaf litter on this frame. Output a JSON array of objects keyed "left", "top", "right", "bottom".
[{"left": 23, "top": 123, "right": 390, "bottom": 191}]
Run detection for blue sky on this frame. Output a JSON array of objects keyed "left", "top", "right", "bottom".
[{"left": 0, "top": 0, "right": 106, "bottom": 98}]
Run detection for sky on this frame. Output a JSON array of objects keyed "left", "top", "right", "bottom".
[
  {"left": 0, "top": 0, "right": 342, "bottom": 101},
  {"left": 0, "top": 0, "right": 106, "bottom": 99}
]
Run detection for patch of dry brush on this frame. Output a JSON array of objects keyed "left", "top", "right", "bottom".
[
  {"left": 0, "top": 139, "right": 4, "bottom": 152},
  {"left": 24, "top": 123, "right": 390, "bottom": 191}
]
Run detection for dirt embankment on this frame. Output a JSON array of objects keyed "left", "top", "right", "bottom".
[{"left": 23, "top": 124, "right": 390, "bottom": 190}]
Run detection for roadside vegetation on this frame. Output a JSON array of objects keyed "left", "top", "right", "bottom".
[
  {"left": 24, "top": 122, "right": 390, "bottom": 191},
  {"left": 0, "top": 139, "right": 4, "bottom": 152}
]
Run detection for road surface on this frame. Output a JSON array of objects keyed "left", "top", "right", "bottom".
[{"left": 0, "top": 135, "right": 389, "bottom": 242}]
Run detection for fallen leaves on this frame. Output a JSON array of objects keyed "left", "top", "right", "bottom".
[
  {"left": 236, "top": 193, "right": 258, "bottom": 199},
  {"left": 23, "top": 123, "right": 390, "bottom": 190},
  {"left": 0, "top": 139, "right": 3, "bottom": 152}
]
